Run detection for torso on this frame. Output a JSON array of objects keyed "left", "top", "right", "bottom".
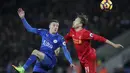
[
  {"left": 70, "top": 28, "right": 94, "bottom": 60},
  {"left": 40, "top": 30, "right": 61, "bottom": 55}
]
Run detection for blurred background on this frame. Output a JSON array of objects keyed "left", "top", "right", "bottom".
[{"left": 0, "top": 0, "right": 130, "bottom": 73}]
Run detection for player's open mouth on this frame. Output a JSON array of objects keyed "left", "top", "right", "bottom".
[{"left": 54, "top": 29, "right": 57, "bottom": 31}]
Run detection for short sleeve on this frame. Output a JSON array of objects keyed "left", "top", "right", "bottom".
[
  {"left": 60, "top": 36, "right": 67, "bottom": 47},
  {"left": 82, "top": 30, "right": 94, "bottom": 40},
  {"left": 83, "top": 30, "right": 106, "bottom": 42}
]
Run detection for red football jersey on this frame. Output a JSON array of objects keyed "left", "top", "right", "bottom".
[{"left": 64, "top": 28, "right": 106, "bottom": 61}]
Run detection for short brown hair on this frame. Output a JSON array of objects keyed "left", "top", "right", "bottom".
[
  {"left": 77, "top": 14, "right": 88, "bottom": 27},
  {"left": 50, "top": 19, "right": 59, "bottom": 23}
]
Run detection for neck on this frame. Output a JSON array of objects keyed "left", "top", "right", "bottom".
[{"left": 75, "top": 27, "right": 83, "bottom": 31}]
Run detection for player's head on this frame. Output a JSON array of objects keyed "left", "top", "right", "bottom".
[
  {"left": 73, "top": 14, "right": 88, "bottom": 29},
  {"left": 49, "top": 20, "right": 59, "bottom": 34}
]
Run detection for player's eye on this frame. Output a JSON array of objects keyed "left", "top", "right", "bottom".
[
  {"left": 53, "top": 24, "right": 56, "bottom": 27},
  {"left": 56, "top": 25, "right": 59, "bottom": 27},
  {"left": 55, "top": 24, "right": 59, "bottom": 27}
]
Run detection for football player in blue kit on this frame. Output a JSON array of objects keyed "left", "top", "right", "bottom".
[{"left": 12, "top": 8, "right": 75, "bottom": 73}]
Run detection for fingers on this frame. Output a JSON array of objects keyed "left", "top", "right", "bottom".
[
  {"left": 116, "top": 44, "right": 124, "bottom": 48},
  {"left": 18, "top": 8, "right": 24, "bottom": 13},
  {"left": 119, "top": 44, "right": 124, "bottom": 48},
  {"left": 70, "top": 64, "right": 76, "bottom": 68},
  {"left": 18, "top": 8, "right": 23, "bottom": 12},
  {"left": 71, "top": 65, "right": 74, "bottom": 67}
]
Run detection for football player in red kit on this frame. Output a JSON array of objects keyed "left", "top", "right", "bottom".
[{"left": 64, "top": 14, "right": 124, "bottom": 73}]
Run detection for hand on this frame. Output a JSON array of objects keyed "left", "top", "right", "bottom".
[
  {"left": 113, "top": 44, "right": 124, "bottom": 48},
  {"left": 70, "top": 64, "right": 76, "bottom": 69},
  {"left": 55, "top": 47, "right": 60, "bottom": 56},
  {"left": 18, "top": 8, "right": 25, "bottom": 19}
]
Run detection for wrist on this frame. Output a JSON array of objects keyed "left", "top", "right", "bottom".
[
  {"left": 112, "top": 44, "right": 116, "bottom": 47},
  {"left": 20, "top": 16, "right": 25, "bottom": 19},
  {"left": 70, "top": 62, "right": 73, "bottom": 64}
]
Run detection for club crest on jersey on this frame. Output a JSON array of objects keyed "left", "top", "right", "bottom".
[
  {"left": 62, "top": 41, "right": 66, "bottom": 46},
  {"left": 53, "top": 40, "right": 58, "bottom": 43},
  {"left": 90, "top": 33, "right": 93, "bottom": 37}
]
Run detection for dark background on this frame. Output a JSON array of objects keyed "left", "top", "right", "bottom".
[{"left": 0, "top": 0, "right": 130, "bottom": 73}]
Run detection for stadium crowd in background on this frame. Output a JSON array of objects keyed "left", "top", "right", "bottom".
[{"left": 0, "top": 0, "right": 130, "bottom": 73}]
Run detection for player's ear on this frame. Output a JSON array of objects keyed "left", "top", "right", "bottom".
[
  {"left": 49, "top": 25, "right": 50, "bottom": 29},
  {"left": 49, "top": 24, "right": 51, "bottom": 29}
]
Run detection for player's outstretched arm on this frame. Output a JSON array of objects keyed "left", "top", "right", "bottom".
[
  {"left": 92, "top": 33, "right": 123, "bottom": 48},
  {"left": 90, "top": 33, "right": 124, "bottom": 48},
  {"left": 105, "top": 40, "right": 124, "bottom": 48},
  {"left": 18, "top": 8, "right": 37, "bottom": 33},
  {"left": 60, "top": 38, "right": 75, "bottom": 68},
  {"left": 89, "top": 32, "right": 124, "bottom": 48},
  {"left": 83, "top": 31, "right": 124, "bottom": 48}
]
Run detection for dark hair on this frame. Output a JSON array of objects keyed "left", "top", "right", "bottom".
[
  {"left": 50, "top": 19, "right": 59, "bottom": 23},
  {"left": 77, "top": 14, "right": 88, "bottom": 27}
]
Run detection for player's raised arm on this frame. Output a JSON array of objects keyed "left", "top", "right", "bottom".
[{"left": 18, "top": 8, "right": 37, "bottom": 33}]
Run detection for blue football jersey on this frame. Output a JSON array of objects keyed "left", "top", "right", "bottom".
[{"left": 36, "top": 29, "right": 64, "bottom": 55}]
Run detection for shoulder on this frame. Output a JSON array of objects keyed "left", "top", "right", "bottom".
[
  {"left": 57, "top": 34, "right": 66, "bottom": 45},
  {"left": 56, "top": 34, "right": 66, "bottom": 43},
  {"left": 83, "top": 29, "right": 91, "bottom": 33},
  {"left": 57, "top": 34, "right": 64, "bottom": 39},
  {"left": 70, "top": 28, "right": 75, "bottom": 32},
  {"left": 67, "top": 28, "right": 75, "bottom": 35},
  {"left": 83, "top": 29, "right": 94, "bottom": 37}
]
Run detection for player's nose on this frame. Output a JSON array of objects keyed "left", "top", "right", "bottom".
[{"left": 55, "top": 26, "right": 58, "bottom": 29}]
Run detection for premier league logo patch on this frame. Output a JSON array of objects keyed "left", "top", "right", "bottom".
[
  {"left": 53, "top": 40, "right": 58, "bottom": 43},
  {"left": 62, "top": 41, "right": 66, "bottom": 46},
  {"left": 90, "top": 33, "right": 93, "bottom": 37}
]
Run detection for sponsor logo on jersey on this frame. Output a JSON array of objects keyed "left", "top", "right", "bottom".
[
  {"left": 42, "top": 40, "right": 53, "bottom": 49},
  {"left": 73, "top": 38, "right": 82, "bottom": 44},
  {"left": 62, "top": 41, "right": 66, "bottom": 46}
]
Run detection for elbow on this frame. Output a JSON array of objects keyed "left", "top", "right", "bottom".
[
  {"left": 26, "top": 28, "right": 35, "bottom": 33},
  {"left": 26, "top": 28, "right": 32, "bottom": 32}
]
